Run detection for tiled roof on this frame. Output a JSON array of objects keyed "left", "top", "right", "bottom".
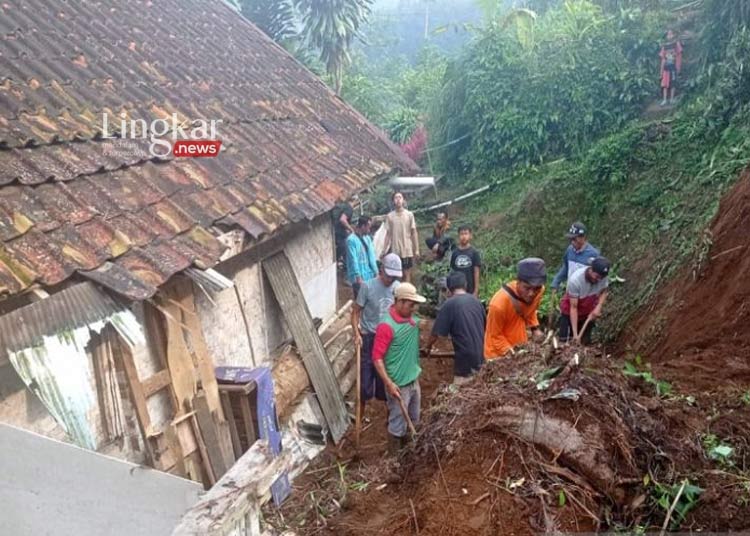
[{"left": 0, "top": 0, "right": 417, "bottom": 300}]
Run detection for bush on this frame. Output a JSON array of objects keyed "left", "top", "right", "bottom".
[{"left": 432, "top": 0, "right": 659, "bottom": 176}]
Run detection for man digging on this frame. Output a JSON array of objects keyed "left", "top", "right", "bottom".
[
  {"left": 372, "top": 282, "right": 426, "bottom": 453},
  {"left": 559, "top": 256, "right": 611, "bottom": 345},
  {"left": 484, "top": 258, "right": 547, "bottom": 359}
]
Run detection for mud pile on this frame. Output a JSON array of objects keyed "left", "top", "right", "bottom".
[{"left": 308, "top": 343, "right": 749, "bottom": 535}]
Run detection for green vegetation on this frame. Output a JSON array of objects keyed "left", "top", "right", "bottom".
[
  {"left": 702, "top": 434, "right": 735, "bottom": 467},
  {"left": 239, "top": 0, "right": 373, "bottom": 93},
  {"left": 623, "top": 356, "right": 672, "bottom": 397},
  {"left": 341, "top": 45, "right": 448, "bottom": 141},
  {"left": 430, "top": 1, "right": 659, "bottom": 174},
  {"left": 652, "top": 479, "right": 704, "bottom": 530}
]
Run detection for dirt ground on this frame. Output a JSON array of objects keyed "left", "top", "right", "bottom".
[
  {"left": 623, "top": 168, "right": 750, "bottom": 398},
  {"left": 267, "top": 173, "right": 750, "bottom": 534}
]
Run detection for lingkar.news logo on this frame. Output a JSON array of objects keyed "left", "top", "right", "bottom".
[{"left": 102, "top": 112, "right": 223, "bottom": 158}]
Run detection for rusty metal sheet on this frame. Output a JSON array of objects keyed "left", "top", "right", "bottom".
[{"left": 0, "top": 281, "right": 127, "bottom": 357}]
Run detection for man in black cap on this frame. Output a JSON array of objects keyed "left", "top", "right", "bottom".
[
  {"left": 485, "top": 258, "right": 546, "bottom": 359},
  {"left": 551, "top": 222, "right": 601, "bottom": 295},
  {"left": 424, "top": 272, "right": 486, "bottom": 385},
  {"left": 559, "top": 256, "right": 611, "bottom": 345}
]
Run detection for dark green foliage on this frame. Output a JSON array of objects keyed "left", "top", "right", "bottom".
[
  {"left": 339, "top": 45, "right": 448, "bottom": 136},
  {"left": 432, "top": 1, "right": 659, "bottom": 175},
  {"left": 239, "top": 0, "right": 297, "bottom": 42},
  {"left": 296, "top": 0, "right": 374, "bottom": 93},
  {"left": 698, "top": 0, "right": 750, "bottom": 68},
  {"left": 385, "top": 108, "right": 420, "bottom": 143}
]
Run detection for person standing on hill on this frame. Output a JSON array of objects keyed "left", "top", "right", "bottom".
[
  {"left": 345, "top": 216, "right": 378, "bottom": 299},
  {"left": 424, "top": 272, "right": 486, "bottom": 385},
  {"left": 425, "top": 211, "right": 453, "bottom": 260},
  {"left": 559, "top": 257, "right": 611, "bottom": 345},
  {"left": 372, "top": 283, "right": 426, "bottom": 452},
  {"left": 551, "top": 222, "right": 600, "bottom": 297},
  {"left": 450, "top": 225, "right": 482, "bottom": 297},
  {"left": 660, "top": 29, "right": 683, "bottom": 106},
  {"left": 383, "top": 192, "right": 420, "bottom": 283},
  {"left": 484, "top": 258, "right": 546, "bottom": 359}
]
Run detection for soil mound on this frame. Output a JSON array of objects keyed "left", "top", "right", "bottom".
[
  {"left": 304, "top": 344, "right": 748, "bottom": 535},
  {"left": 624, "top": 168, "right": 750, "bottom": 394}
]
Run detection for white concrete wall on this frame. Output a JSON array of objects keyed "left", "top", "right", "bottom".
[
  {"left": 196, "top": 216, "right": 337, "bottom": 368},
  {"left": 0, "top": 364, "right": 68, "bottom": 442},
  {"left": 0, "top": 423, "right": 201, "bottom": 536}
]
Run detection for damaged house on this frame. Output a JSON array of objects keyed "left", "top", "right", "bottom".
[{"left": 0, "top": 0, "right": 416, "bottom": 533}]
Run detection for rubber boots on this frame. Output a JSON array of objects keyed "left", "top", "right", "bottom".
[{"left": 387, "top": 434, "right": 402, "bottom": 455}]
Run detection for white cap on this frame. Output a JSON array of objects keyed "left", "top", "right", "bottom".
[{"left": 382, "top": 253, "right": 403, "bottom": 278}]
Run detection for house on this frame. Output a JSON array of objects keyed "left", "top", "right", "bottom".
[{"left": 0, "top": 0, "right": 417, "bottom": 524}]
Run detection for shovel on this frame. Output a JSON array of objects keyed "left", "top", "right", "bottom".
[
  {"left": 355, "top": 341, "right": 362, "bottom": 450},
  {"left": 574, "top": 315, "right": 594, "bottom": 345},
  {"left": 397, "top": 396, "right": 418, "bottom": 440}
]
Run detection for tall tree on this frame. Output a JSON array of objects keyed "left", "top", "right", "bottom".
[
  {"left": 239, "top": 0, "right": 298, "bottom": 42},
  {"left": 295, "top": 0, "right": 374, "bottom": 94}
]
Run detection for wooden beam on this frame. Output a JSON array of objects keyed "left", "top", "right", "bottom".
[
  {"left": 220, "top": 391, "right": 243, "bottom": 460},
  {"left": 141, "top": 369, "right": 172, "bottom": 397},
  {"left": 114, "top": 330, "right": 156, "bottom": 455},
  {"left": 193, "top": 391, "right": 228, "bottom": 480},
  {"left": 239, "top": 394, "right": 257, "bottom": 452},
  {"left": 262, "top": 251, "right": 348, "bottom": 443},
  {"left": 190, "top": 414, "right": 216, "bottom": 487}
]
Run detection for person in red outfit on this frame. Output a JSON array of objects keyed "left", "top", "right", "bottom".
[{"left": 660, "top": 29, "right": 683, "bottom": 106}]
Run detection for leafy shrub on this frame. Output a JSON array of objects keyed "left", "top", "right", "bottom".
[
  {"left": 386, "top": 107, "right": 421, "bottom": 144},
  {"left": 432, "top": 0, "right": 658, "bottom": 176}
]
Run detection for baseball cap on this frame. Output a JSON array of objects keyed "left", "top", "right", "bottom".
[
  {"left": 591, "top": 256, "right": 611, "bottom": 277},
  {"left": 382, "top": 253, "right": 403, "bottom": 278},
  {"left": 565, "top": 222, "right": 587, "bottom": 239},
  {"left": 394, "top": 282, "right": 426, "bottom": 303},
  {"left": 446, "top": 271, "right": 467, "bottom": 291},
  {"left": 517, "top": 257, "right": 547, "bottom": 287}
]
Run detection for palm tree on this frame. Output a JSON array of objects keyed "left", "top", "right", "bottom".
[
  {"left": 239, "top": 0, "right": 298, "bottom": 43},
  {"left": 295, "top": 0, "right": 374, "bottom": 94}
]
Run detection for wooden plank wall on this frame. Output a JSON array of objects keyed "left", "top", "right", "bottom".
[{"left": 262, "top": 251, "right": 349, "bottom": 443}]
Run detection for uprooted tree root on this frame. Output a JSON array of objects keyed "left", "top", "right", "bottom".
[
  {"left": 381, "top": 345, "right": 689, "bottom": 534},
  {"left": 268, "top": 342, "right": 750, "bottom": 535}
]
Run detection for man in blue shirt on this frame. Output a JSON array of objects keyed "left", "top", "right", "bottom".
[
  {"left": 346, "top": 216, "right": 379, "bottom": 299},
  {"left": 551, "top": 222, "right": 601, "bottom": 296}
]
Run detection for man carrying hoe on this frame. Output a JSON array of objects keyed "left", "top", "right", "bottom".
[{"left": 372, "top": 282, "right": 426, "bottom": 452}]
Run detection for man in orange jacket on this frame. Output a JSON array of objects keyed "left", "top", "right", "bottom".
[{"left": 484, "top": 258, "right": 546, "bottom": 359}]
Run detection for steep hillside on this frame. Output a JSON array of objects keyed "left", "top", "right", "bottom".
[{"left": 623, "top": 169, "right": 750, "bottom": 394}]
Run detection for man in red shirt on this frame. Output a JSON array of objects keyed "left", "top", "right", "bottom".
[
  {"left": 559, "top": 257, "right": 611, "bottom": 345},
  {"left": 372, "top": 282, "right": 426, "bottom": 452}
]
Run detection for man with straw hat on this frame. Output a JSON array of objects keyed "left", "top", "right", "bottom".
[{"left": 372, "top": 282, "right": 426, "bottom": 452}]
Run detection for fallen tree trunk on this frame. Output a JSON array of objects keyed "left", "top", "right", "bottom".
[
  {"left": 481, "top": 407, "right": 625, "bottom": 502},
  {"left": 272, "top": 330, "right": 354, "bottom": 419}
]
